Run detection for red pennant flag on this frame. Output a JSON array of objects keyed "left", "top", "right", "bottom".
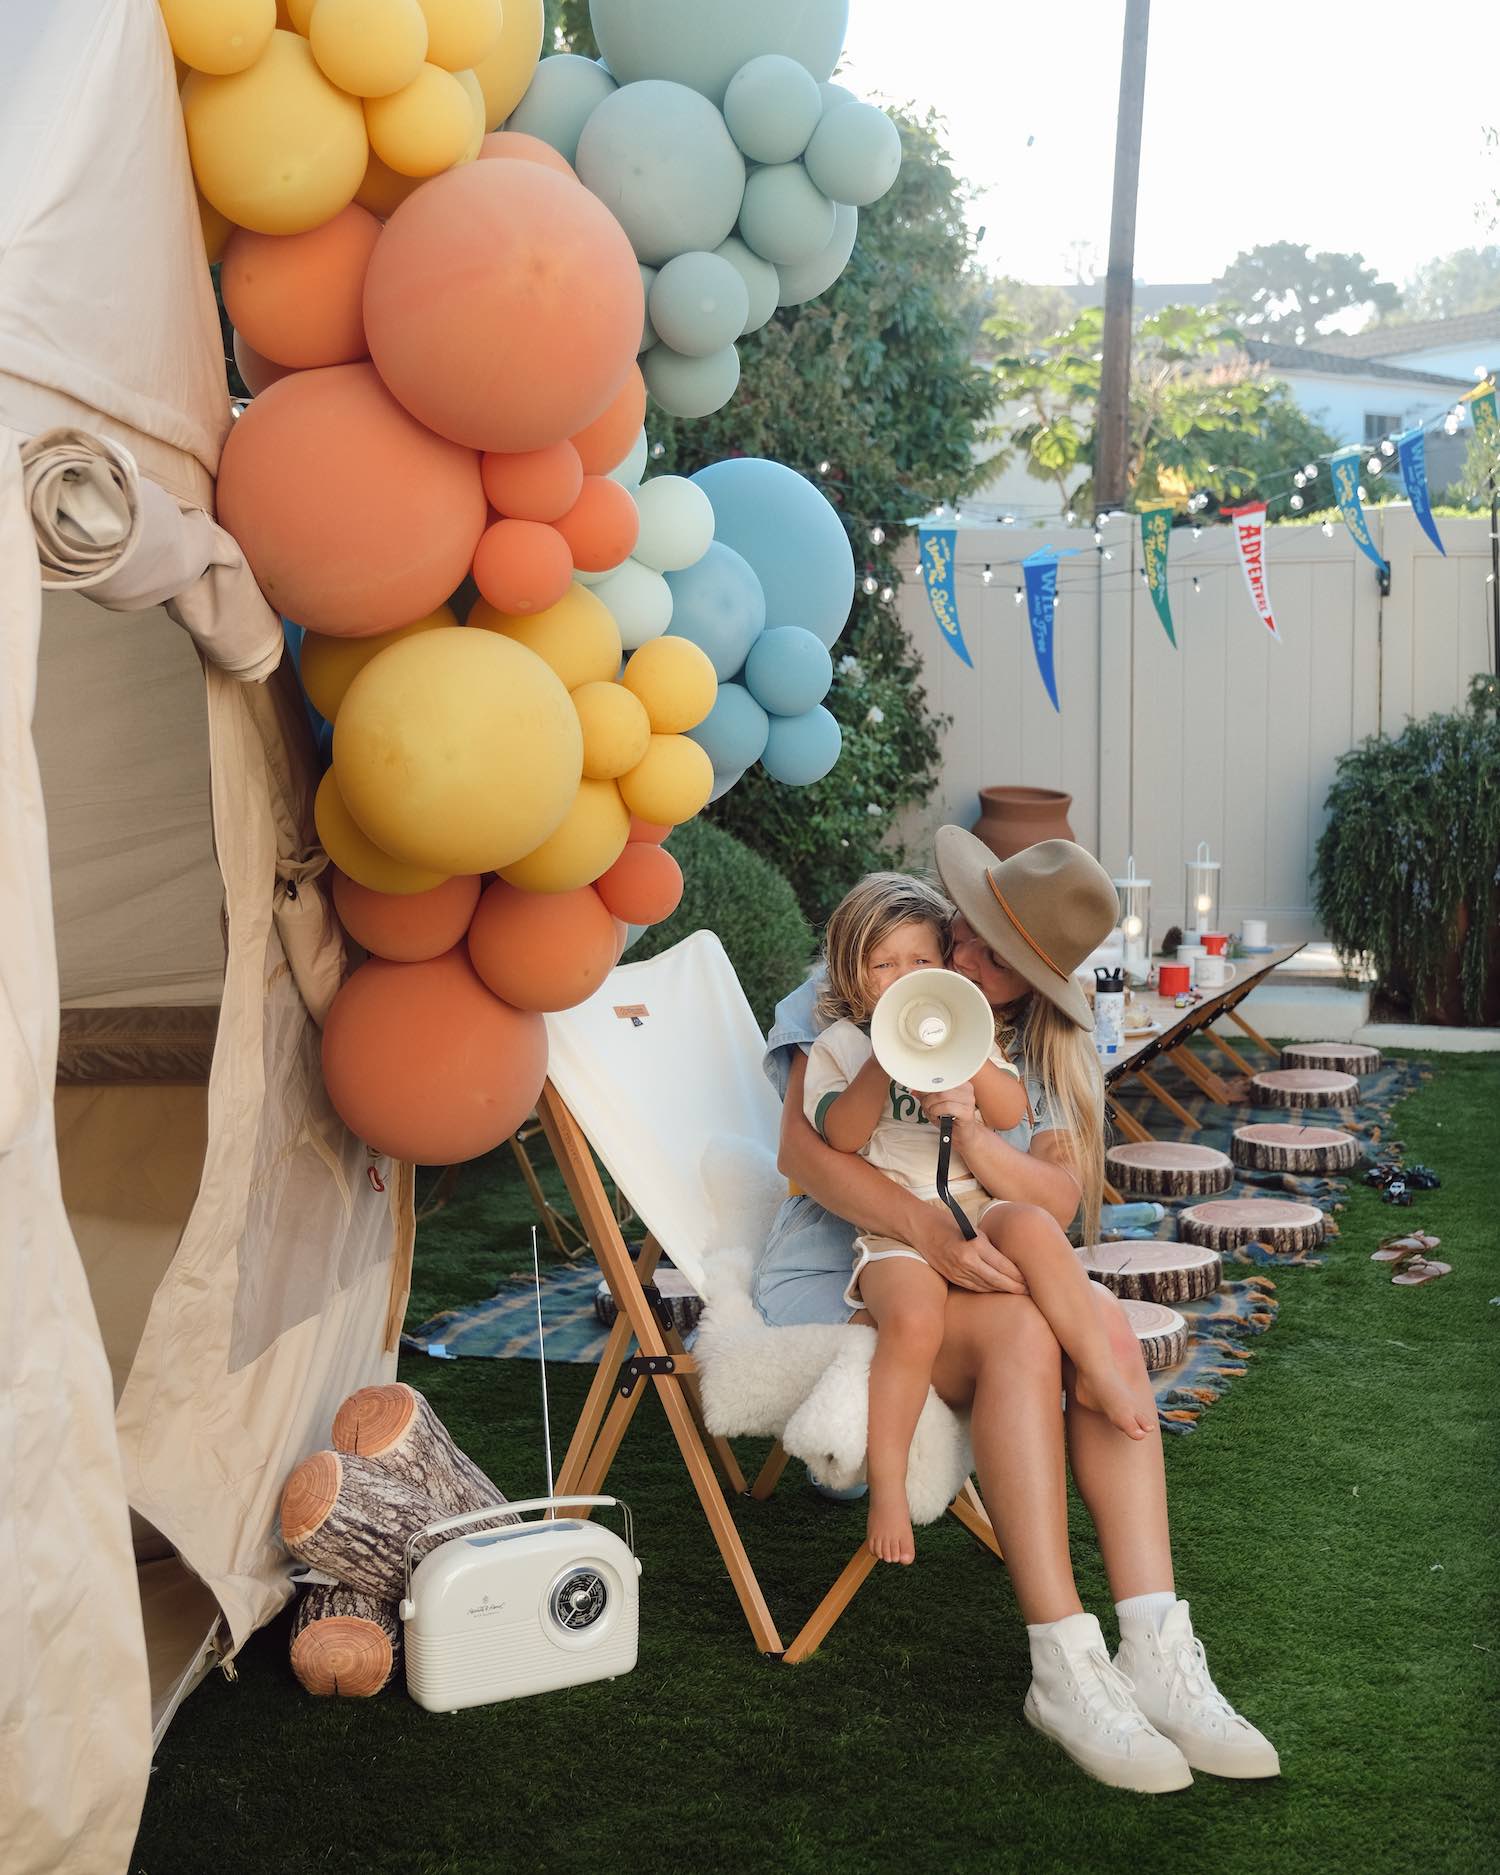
[{"left": 1223, "top": 501, "right": 1279, "bottom": 640}]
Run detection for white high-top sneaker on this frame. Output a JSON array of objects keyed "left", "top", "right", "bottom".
[
  {"left": 1114, "top": 1600, "right": 1281, "bottom": 1779},
  {"left": 1024, "top": 1612, "right": 1193, "bottom": 1793}
]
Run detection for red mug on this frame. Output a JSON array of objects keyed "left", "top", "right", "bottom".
[
  {"left": 1157, "top": 963, "right": 1192, "bottom": 996},
  {"left": 1203, "top": 932, "right": 1230, "bottom": 956}
]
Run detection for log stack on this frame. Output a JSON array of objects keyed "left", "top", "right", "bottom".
[
  {"left": 1280, "top": 1042, "right": 1381, "bottom": 1076},
  {"left": 1249, "top": 1068, "right": 1359, "bottom": 1110},
  {"left": 289, "top": 1585, "right": 402, "bottom": 1698},
  {"left": 1077, "top": 1242, "right": 1222, "bottom": 1304},
  {"left": 1178, "top": 1196, "right": 1327, "bottom": 1255},
  {"left": 1104, "top": 1142, "right": 1233, "bottom": 1198},
  {"left": 1232, "top": 1123, "right": 1362, "bottom": 1175}
]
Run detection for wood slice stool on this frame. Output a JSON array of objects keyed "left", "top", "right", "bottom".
[
  {"left": 1120, "top": 1299, "right": 1188, "bottom": 1373},
  {"left": 1178, "top": 1196, "right": 1326, "bottom": 1254},
  {"left": 1280, "top": 1042, "right": 1381, "bottom": 1076},
  {"left": 1078, "top": 1242, "right": 1222, "bottom": 1304},
  {"left": 1105, "top": 1141, "right": 1233, "bottom": 1198},
  {"left": 1232, "top": 1123, "right": 1362, "bottom": 1175},
  {"left": 1250, "top": 1068, "right": 1359, "bottom": 1110}
]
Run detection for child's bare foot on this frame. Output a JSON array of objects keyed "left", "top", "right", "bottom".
[
  {"left": 865, "top": 1481, "right": 916, "bottom": 1563},
  {"left": 1074, "top": 1363, "right": 1155, "bottom": 1440}
]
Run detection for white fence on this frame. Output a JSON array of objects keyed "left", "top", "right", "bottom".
[{"left": 893, "top": 504, "right": 1497, "bottom": 941}]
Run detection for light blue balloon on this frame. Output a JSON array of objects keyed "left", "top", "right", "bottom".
[
  {"left": 591, "top": 0, "right": 849, "bottom": 105},
  {"left": 649, "top": 251, "right": 749, "bottom": 357},
  {"left": 505, "top": 54, "right": 617, "bottom": 165},
  {"left": 803, "top": 100, "right": 902, "bottom": 207},
  {"left": 665, "top": 542, "right": 766, "bottom": 677},
  {"left": 818, "top": 80, "right": 858, "bottom": 116},
  {"left": 775, "top": 201, "right": 857, "bottom": 307},
  {"left": 738, "top": 162, "right": 835, "bottom": 267},
  {"left": 760, "top": 704, "right": 842, "bottom": 786},
  {"left": 642, "top": 340, "right": 741, "bottom": 419},
  {"left": 688, "top": 681, "right": 770, "bottom": 773},
  {"left": 575, "top": 80, "right": 745, "bottom": 265},
  {"left": 714, "top": 234, "right": 780, "bottom": 333},
  {"left": 638, "top": 263, "right": 659, "bottom": 352},
  {"left": 743, "top": 626, "right": 833, "bottom": 717},
  {"left": 690, "top": 457, "right": 854, "bottom": 647},
  {"left": 708, "top": 765, "right": 748, "bottom": 804},
  {"left": 723, "top": 54, "right": 823, "bottom": 164}
]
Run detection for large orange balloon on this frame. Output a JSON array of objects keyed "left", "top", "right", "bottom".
[
  {"left": 471, "top": 518, "right": 574, "bottom": 615},
  {"left": 321, "top": 948, "right": 547, "bottom": 1163},
  {"left": 552, "top": 475, "right": 640, "bottom": 573},
  {"left": 332, "top": 869, "right": 481, "bottom": 961},
  {"left": 221, "top": 205, "right": 380, "bottom": 368},
  {"left": 477, "top": 130, "right": 576, "bottom": 177},
  {"left": 233, "top": 329, "right": 293, "bottom": 395},
  {"left": 570, "top": 365, "right": 645, "bottom": 476},
  {"left": 216, "top": 362, "right": 485, "bottom": 636},
  {"left": 467, "top": 880, "right": 617, "bottom": 1011},
  {"left": 595, "top": 843, "right": 684, "bottom": 927},
  {"left": 481, "top": 442, "right": 583, "bottom": 522},
  {"left": 362, "top": 160, "right": 643, "bottom": 452}
]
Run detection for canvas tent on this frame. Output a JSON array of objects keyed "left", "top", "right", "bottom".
[{"left": 1, "top": 5, "right": 412, "bottom": 1870}]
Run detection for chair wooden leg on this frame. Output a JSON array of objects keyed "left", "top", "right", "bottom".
[
  {"left": 947, "top": 1480, "right": 1003, "bottom": 1560},
  {"left": 1130, "top": 1069, "right": 1200, "bottom": 1131},
  {"left": 664, "top": 1321, "right": 747, "bottom": 1495},
  {"left": 1102, "top": 1177, "right": 1125, "bottom": 1207},
  {"left": 1204, "top": 1027, "right": 1255, "bottom": 1076},
  {"left": 1227, "top": 1006, "right": 1277, "bottom": 1058},
  {"left": 749, "top": 1441, "right": 792, "bottom": 1501},
  {"left": 781, "top": 1542, "right": 880, "bottom": 1665},
  {"left": 573, "top": 1383, "right": 647, "bottom": 1505},
  {"left": 556, "top": 1309, "right": 635, "bottom": 1498},
  {"left": 1106, "top": 1096, "right": 1155, "bottom": 1145}
]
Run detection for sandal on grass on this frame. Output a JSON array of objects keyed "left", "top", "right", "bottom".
[
  {"left": 1372, "top": 1232, "right": 1441, "bottom": 1262},
  {"left": 1392, "top": 1257, "right": 1452, "bottom": 1286}
]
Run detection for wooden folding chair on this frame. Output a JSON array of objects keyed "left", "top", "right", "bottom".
[{"left": 537, "top": 933, "right": 1003, "bottom": 1663}]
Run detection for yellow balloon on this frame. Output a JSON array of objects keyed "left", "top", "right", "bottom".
[
  {"left": 572, "top": 680, "right": 651, "bottom": 781},
  {"left": 354, "top": 147, "right": 425, "bottom": 217},
  {"left": 300, "top": 605, "right": 457, "bottom": 721},
  {"left": 196, "top": 190, "right": 234, "bottom": 262},
  {"left": 364, "top": 62, "right": 473, "bottom": 177},
  {"left": 161, "top": 0, "right": 276, "bottom": 75},
  {"left": 469, "top": 585, "right": 622, "bottom": 693},
  {"left": 416, "top": 0, "right": 503, "bottom": 73},
  {"left": 499, "top": 779, "right": 630, "bottom": 893},
  {"left": 335, "top": 627, "right": 583, "bottom": 874},
  {"left": 618, "top": 735, "right": 715, "bottom": 828},
  {"left": 183, "top": 32, "right": 368, "bottom": 235},
  {"left": 282, "top": 0, "right": 315, "bottom": 29},
  {"left": 309, "top": 0, "right": 428, "bottom": 97},
  {"left": 454, "top": 67, "right": 486, "bottom": 162},
  {"left": 469, "top": 0, "right": 543, "bottom": 128},
  {"left": 621, "top": 635, "right": 718, "bottom": 734},
  {"left": 314, "top": 766, "right": 450, "bottom": 894}
]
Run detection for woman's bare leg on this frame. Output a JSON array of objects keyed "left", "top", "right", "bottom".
[{"left": 855, "top": 1257, "right": 950, "bottom": 1564}]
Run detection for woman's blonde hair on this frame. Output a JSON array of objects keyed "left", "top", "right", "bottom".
[
  {"left": 816, "top": 872, "right": 953, "bottom": 1026},
  {"left": 1016, "top": 992, "right": 1106, "bottom": 1243}
]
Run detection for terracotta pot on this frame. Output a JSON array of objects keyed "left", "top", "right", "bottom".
[{"left": 972, "top": 786, "right": 1076, "bottom": 863}]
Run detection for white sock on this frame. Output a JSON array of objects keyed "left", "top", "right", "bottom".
[{"left": 1115, "top": 1591, "right": 1177, "bottom": 1631}]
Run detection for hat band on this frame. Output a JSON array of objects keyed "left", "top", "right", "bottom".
[{"left": 985, "top": 874, "right": 1069, "bottom": 982}]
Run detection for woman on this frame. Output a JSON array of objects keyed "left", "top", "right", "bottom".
[{"left": 754, "top": 828, "right": 1280, "bottom": 1794}]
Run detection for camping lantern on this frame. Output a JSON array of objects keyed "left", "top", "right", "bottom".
[
  {"left": 1184, "top": 841, "right": 1221, "bottom": 940},
  {"left": 1112, "top": 856, "right": 1152, "bottom": 981}
]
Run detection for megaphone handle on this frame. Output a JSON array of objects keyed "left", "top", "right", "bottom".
[{"left": 936, "top": 1116, "right": 978, "bottom": 1240}]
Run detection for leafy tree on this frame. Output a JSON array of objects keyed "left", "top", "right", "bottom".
[
  {"left": 1213, "top": 242, "right": 1400, "bottom": 343},
  {"left": 1389, "top": 246, "right": 1500, "bottom": 322}
]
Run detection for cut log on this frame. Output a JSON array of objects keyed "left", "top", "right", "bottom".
[
  {"left": 333, "top": 1383, "right": 515, "bottom": 1521},
  {"left": 595, "top": 1267, "right": 704, "bottom": 1336},
  {"left": 289, "top": 1585, "right": 400, "bottom": 1697},
  {"left": 1232, "top": 1123, "right": 1362, "bottom": 1175},
  {"left": 1104, "top": 1141, "right": 1233, "bottom": 1197},
  {"left": 1250, "top": 1068, "right": 1359, "bottom": 1110},
  {"left": 1178, "top": 1196, "right": 1327, "bottom": 1255},
  {"left": 1120, "top": 1299, "right": 1188, "bottom": 1374},
  {"left": 1078, "top": 1242, "right": 1222, "bottom": 1304},
  {"left": 1280, "top": 1042, "right": 1381, "bottom": 1076},
  {"left": 280, "top": 1450, "right": 512, "bottom": 1600}
]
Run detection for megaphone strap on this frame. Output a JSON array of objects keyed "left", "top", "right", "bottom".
[{"left": 985, "top": 874, "right": 1069, "bottom": 981}]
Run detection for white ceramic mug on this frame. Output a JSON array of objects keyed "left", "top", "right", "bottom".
[
  {"left": 1177, "top": 943, "right": 1207, "bottom": 985},
  {"left": 1197, "top": 954, "right": 1237, "bottom": 988},
  {"left": 1242, "top": 918, "right": 1268, "bottom": 948}
]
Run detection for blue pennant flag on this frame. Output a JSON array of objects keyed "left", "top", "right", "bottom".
[
  {"left": 1022, "top": 547, "right": 1062, "bottom": 711},
  {"left": 1395, "top": 427, "right": 1445, "bottom": 556},
  {"left": 917, "top": 526, "right": 973, "bottom": 667},
  {"left": 1329, "top": 446, "right": 1389, "bottom": 578}
]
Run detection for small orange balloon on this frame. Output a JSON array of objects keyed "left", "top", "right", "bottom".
[
  {"left": 471, "top": 518, "right": 574, "bottom": 615},
  {"left": 594, "top": 843, "right": 684, "bottom": 927},
  {"left": 553, "top": 475, "right": 640, "bottom": 573},
  {"left": 233, "top": 328, "right": 293, "bottom": 395},
  {"left": 481, "top": 442, "right": 584, "bottom": 523},
  {"left": 321, "top": 947, "right": 548, "bottom": 1163},
  {"left": 331, "top": 869, "right": 481, "bottom": 961},
  {"left": 477, "top": 129, "right": 576, "bottom": 177},
  {"left": 467, "top": 879, "right": 619, "bottom": 1011},
  {"left": 221, "top": 204, "right": 380, "bottom": 369},
  {"left": 570, "top": 365, "right": 645, "bottom": 476},
  {"left": 355, "top": 148, "right": 425, "bottom": 218},
  {"left": 628, "top": 815, "right": 672, "bottom": 845}
]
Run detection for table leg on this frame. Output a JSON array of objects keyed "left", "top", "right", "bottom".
[{"left": 1127, "top": 1069, "right": 1200, "bottom": 1131}]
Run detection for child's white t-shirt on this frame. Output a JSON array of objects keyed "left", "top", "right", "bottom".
[{"left": 802, "top": 1017, "right": 1023, "bottom": 1202}]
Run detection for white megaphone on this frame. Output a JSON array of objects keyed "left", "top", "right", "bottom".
[{"left": 869, "top": 968, "right": 996, "bottom": 1240}]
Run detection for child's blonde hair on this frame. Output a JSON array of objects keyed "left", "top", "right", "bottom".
[
  {"left": 816, "top": 872, "right": 954, "bottom": 1026},
  {"left": 1015, "top": 993, "right": 1106, "bottom": 1243}
]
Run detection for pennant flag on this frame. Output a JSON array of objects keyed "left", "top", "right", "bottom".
[
  {"left": 1139, "top": 503, "right": 1176, "bottom": 646},
  {"left": 1463, "top": 380, "right": 1499, "bottom": 461},
  {"left": 1394, "top": 427, "right": 1445, "bottom": 556},
  {"left": 1329, "top": 446, "right": 1389, "bottom": 577},
  {"left": 917, "top": 525, "right": 973, "bottom": 667},
  {"left": 1223, "top": 502, "right": 1279, "bottom": 639},
  {"left": 1021, "top": 547, "right": 1061, "bottom": 710}
]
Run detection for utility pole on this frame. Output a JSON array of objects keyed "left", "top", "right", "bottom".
[{"left": 1095, "top": 0, "right": 1151, "bottom": 513}]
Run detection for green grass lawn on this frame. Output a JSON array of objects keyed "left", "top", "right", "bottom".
[{"left": 132, "top": 1050, "right": 1500, "bottom": 1875}]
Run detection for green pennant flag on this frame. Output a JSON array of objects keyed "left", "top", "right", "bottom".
[
  {"left": 1466, "top": 381, "right": 1500, "bottom": 464},
  {"left": 1139, "top": 503, "right": 1176, "bottom": 646}
]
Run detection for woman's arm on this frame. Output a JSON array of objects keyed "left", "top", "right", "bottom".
[
  {"left": 919, "top": 1084, "right": 1082, "bottom": 1230},
  {"left": 818, "top": 1053, "right": 892, "bottom": 1153},
  {"left": 781, "top": 1052, "right": 1029, "bottom": 1293}
]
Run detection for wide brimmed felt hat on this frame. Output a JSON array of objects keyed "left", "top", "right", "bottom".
[{"left": 935, "top": 827, "right": 1118, "bottom": 1032}]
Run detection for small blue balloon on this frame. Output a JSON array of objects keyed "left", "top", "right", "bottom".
[
  {"left": 665, "top": 541, "right": 767, "bottom": 677},
  {"left": 505, "top": 54, "right": 617, "bottom": 165},
  {"left": 760, "top": 703, "right": 842, "bottom": 786},
  {"left": 708, "top": 765, "right": 748, "bottom": 803},
  {"left": 690, "top": 456, "right": 854, "bottom": 647},
  {"left": 743, "top": 626, "right": 833, "bottom": 717},
  {"left": 688, "top": 681, "right": 770, "bottom": 774}
]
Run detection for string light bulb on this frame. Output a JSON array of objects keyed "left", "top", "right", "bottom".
[
  {"left": 861, "top": 575, "right": 878, "bottom": 596},
  {"left": 651, "top": 441, "right": 665, "bottom": 458},
  {"left": 1192, "top": 575, "right": 1200, "bottom": 592},
  {"left": 1014, "top": 587, "right": 1024, "bottom": 605},
  {"left": 1065, "top": 509, "right": 1077, "bottom": 525},
  {"left": 818, "top": 458, "right": 831, "bottom": 474},
  {"left": 1357, "top": 484, "right": 1367, "bottom": 501},
  {"left": 1092, "top": 528, "right": 1103, "bottom": 546},
  {"left": 1304, "top": 463, "right": 1319, "bottom": 479},
  {"left": 1444, "top": 414, "right": 1459, "bottom": 435},
  {"left": 879, "top": 585, "right": 894, "bottom": 603},
  {"left": 1322, "top": 520, "right": 1335, "bottom": 537},
  {"left": 1380, "top": 438, "right": 1395, "bottom": 456},
  {"left": 1102, "top": 549, "right": 1113, "bottom": 560},
  {"left": 982, "top": 564, "right": 994, "bottom": 585},
  {"left": 1367, "top": 456, "right": 1383, "bottom": 476},
  {"left": 1290, "top": 493, "right": 1304, "bottom": 510},
  {"left": 1293, "top": 471, "right": 1306, "bottom": 487},
  {"left": 868, "top": 525, "right": 885, "bottom": 544},
  {"left": 1191, "top": 526, "right": 1202, "bottom": 540}
]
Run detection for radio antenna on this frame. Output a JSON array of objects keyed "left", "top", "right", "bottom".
[{"left": 531, "top": 1226, "right": 555, "bottom": 1507}]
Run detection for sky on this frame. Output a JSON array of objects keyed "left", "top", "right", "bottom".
[{"left": 839, "top": 0, "right": 1498, "bottom": 292}]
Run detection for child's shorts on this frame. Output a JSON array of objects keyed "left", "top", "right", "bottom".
[{"left": 843, "top": 1189, "right": 1004, "bottom": 1310}]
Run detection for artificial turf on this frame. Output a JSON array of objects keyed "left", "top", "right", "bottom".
[{"left": 131, "top": 1048, "right": 1500, "bottom": 1875}]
